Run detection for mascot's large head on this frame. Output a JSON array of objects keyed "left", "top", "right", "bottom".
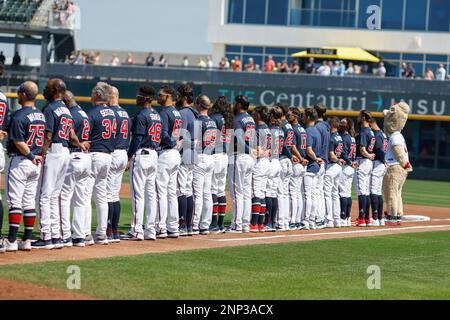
[{"left": 383, "top": 102, "right": 410, "bottom": 136}]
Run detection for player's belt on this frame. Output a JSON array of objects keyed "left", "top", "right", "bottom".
[{"left": 69, "top": 148, "right": 82, "bottom": 153}]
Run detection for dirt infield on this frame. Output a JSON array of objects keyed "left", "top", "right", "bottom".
[{"left": 0, "top": 279, "right": 95, "bottom": 300}]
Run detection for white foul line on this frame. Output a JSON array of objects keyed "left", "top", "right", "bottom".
[{"left": 215, "top": 225, "right": 450, "bottom": 242}]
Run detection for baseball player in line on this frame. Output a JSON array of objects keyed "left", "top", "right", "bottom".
[
  {"left": 155, "top": 85, "right": 183, "bottom": 239},
  {"left": 250, "top": 105, "right": 271, "bottom": 233},
  {"left": 354, "top": 110, "right": 376, "bottom": 227},
  {"left": 176, "top": 84, "right": 197, "bottom": 236},
  {"left": 124, "top": 86, "right": 161, "bottom": 241},
  {"left": 107, "top": 87, "right": 130, "bottom": 242},
  {"left": 208, "top": 97, "right": 232, "bottom": 233},
  {"left": 191, "top": 95, "right": 218, "bottom": 235},
  {"left": 228, "top": 95, "right": 256, "bottom": 233},
  {"left": 338, "top": 118, "right": 358, "bottom": 227},
  {"left": 2, "top": 82, "right": 44, "bottom": 252},
  {"left": 59, "top": 91, "right": 91, "bottom": 247},
  {"left": 84, "top": 82, "right": 116, "bottom": 245},
  {"left": 0, "top": 63, "right": 8, "bottom": 249},
  {"left": 34, "top": 79, "right": 87, "bottom": 250}
]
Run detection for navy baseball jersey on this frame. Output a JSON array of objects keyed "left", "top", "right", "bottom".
[
  {"left": 373, "top": 129, "right": 388, "bottom": 162},
  {"left": 87, "top": 104, "right": 116, "bottom": 153},
  {"left": 129, "top": 107, "right": 162, "bottom": 155},
  {"left": 68, "top": 105, "right": 90, "bottom": 151},
  {"left": 42, "top": 100, "right": 73, "bottom": 147},
  {"left": 280, "top": 120, "right": 296, "bottom": 159},
  {"left": 0, "top": 91, "right": 9, "bottom": 131},
  {"left": 233, "top": 112, "right": 256, "bottom": 154},
  {"left": 341, "top": 133, "right": 357, "bottom": 165},
  {"left": 179, "top": 106, "right": 199, "bottom": 163},
  {"left": 328, "top": 132, "right": 344, "bottom": 163},
  {"left": 269, "top": 125, "right": 284, "bottom": 160},
  {"left": 305, "top": 126, "right": 322, "bottom": 173},
  {"left": 292, "top": 123, "right": 307, "bottom": 158},
  {"left": 159, "top": 106, "right": 183, "bottom": 150},
  {"left": 210, "top": 112, "right": 230, "bottom": 154},
  {"left": 256, "top": 123, "right": 271, "bottom": 155},
  {"left": 315, "top": 120, "right": 330, "bottom": 163},
  {"left": 110, "top": 105, "right": 131, "bottom": 150},
  {"left": 198, "top": 115, "right": 218, "bottom": 154},
  {"left": 8, "top": 106, "right": 46, "bottom": 156},
  {"left": 356, "top": 127, "right": 376, "bottom": 158}
]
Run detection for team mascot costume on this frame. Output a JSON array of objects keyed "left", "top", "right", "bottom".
[{"left": 382, "top": 102, "right": 412, "bottom": 225}]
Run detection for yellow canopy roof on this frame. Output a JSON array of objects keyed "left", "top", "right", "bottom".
[{"left": 291, "top": 46, "right": 380, "bottom": 63}]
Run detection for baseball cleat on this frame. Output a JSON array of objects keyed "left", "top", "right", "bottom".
[
  {"left": 0, "top": 242, "right": 5, "bottom": 254},
  {"left": 72, "top": 238, "right": 86, "bottom": 247},
  {"left": 144, "top": 235, "right": 156, "bottom": 241},
  {"left": 199, "top": 229, "right": 210, "bottom": 235},
  {"left": 326, "top": 221, "right": 334, "bottom": 228},
  {"left": 167, "top": 231, "right": 179, "bottom": 238},
  {"left": 289, "top": 223, "right": 297, "bottom": 231},
  {"left": 368, "top": 218, "right": 380, "bottom": 227},
  {"left": 191, "top": 229, "right": 200, "bottom": 236},
  {"left": 334, "top": 221, "right": 341, "bottom": 228},
  {"left": 249, "top": 225, "right": 259, "bottom": 233},
  {"left": 113, "top": 233, "right": 121, "bottom": 243},
  {"left": 379, "top": 219, "right": 386, "bottom": 226},
  {"left": 209, "top": 226, "right": 222, "bottom": 234},
  {"left": 52, "top": 238, "right": 64, "bottom": 250},
  {"left": 3, "top": 238, "right": 18, "bottom": 252},
  {"left": 258, "top": 224, "right": 265, "bottom": 233},
  {"left": 356, "top": 218, "right": 367, "bottom": 227},
  {"left": 95, "top": 234, "right": 109, "bottom": 245},
  {"left": 347, "top": 218, "right": 352, "bottom": 227},
  {"left": 156, "top": 231, "right": 168, "bottom": 239},
  {"left": 31, "top": 239, "right": 55, "bottom": 250},
  {"left": 340, "top": 219, "right": 348, "bottom": 227},
  {"left": 225, "top": 227, "right": 242, "bottom": 234},
  {"left": 19, "top": 239, "right": 32, "bottom": 251},
  {"left": 186, "top": 227, "right": 194, "bottom": 236},
  {"left": 397, "top": 217, "right": 402, "bottom": 226},
  {"left": 63, "top": 238, "right": 73, "bottom": 247},
  {"left": 85, "top": 235, "right": 95, "bottom": 246},
  {"left": 179, "top": 227, "right": 188, "bottom": 237}
]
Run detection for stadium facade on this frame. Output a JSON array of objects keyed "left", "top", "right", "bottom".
[{"left": 209, "top": 0, "right": 450, "bottom": 77}]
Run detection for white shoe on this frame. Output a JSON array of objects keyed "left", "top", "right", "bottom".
[
  {"left": 379, "top": 219, "right": 385, "bottom": 226},
  {"left": 334, "top": 221, "right": 341, "bottom": 228},
  {"left": 4, "top": 238, "right": 18, "bottom": 252},
  {"left": 95, "top": 235, "right": 109, "bottom": 245},
  {"left": 19, "top": 239, "right": 32, "bottom": 251},
  {"left": 85, "top": 235, "right": 95, "bottom": 246},
  {"left": 347, "top": 218, "right": 352, "bottom": 227},
  {"left": 340, "top": 219, "right": 347, "bottom": 227},
  {"left": 326, "top": 221, "right": 334, "bottom": 228},
  {"left": 368, "top": 218, "right": 379, "bottom": 227}
]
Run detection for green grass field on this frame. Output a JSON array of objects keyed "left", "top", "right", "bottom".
[{"left": 1, "top": 231, "right": 449, "bottom": 299}]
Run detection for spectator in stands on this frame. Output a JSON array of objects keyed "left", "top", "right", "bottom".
[
  {"left": 354, "top": 64, "right": 362, "bottom": 75},
  {"left": 279, "top": 60, "right": 290, "bottom": 73},
  {"left": 345, "top": 62, "right": 355, "bottom": 75},
  {"left": 124, "top": 53, "right": 135, "bottom": 65},
  {"left": 264, "top": 55, "right": 275, "bottom": 73},
  {"left": 255, "top": 64, "right": 262, "bottom": 73},
  {"left": 376, "top": 62, "right": 386, "bottom": 77},
  {"left": 86, "top": 51, "right": 95, "bottom": 64},
  {"left": 231, "top": 56, "right": 242, "bottom": 72},
  {"left": 400, "top": 62, "right": 407, "bottom": 78},
  {"left": 436, "top": 63, "right": 446, "bottom": 81},
  {"left": 291, "top": 60, "right": 300, "bottom": 74},
  {"left": 0, "top": 51, "right": 5, "bottom": 65},
  {"left": 405, "top": 63, "right": 415, "bottom": 78},
  {"left": 305, "top": 57, "right": 315, "bottom": 74},
  {"left": 198, "top": 57, "right": 207, "bottom": 68},
  {"left": 317, "top": 60, "right": 331, "bottom": 76},
  {"left": 331, "top": 61, "right": 340, "bottom": 76},
  {"left": 110, "top": 54, "right": 120, "bottom": 66},
  {"left": 244, "top": 57, "right": 255, "bottom": 72},
  {"left": 94, "top": 52, "right": 101, "bottom": 65},
  {"left": 218, "top": 57, "right": 227, "bottom": 70},
  {"left": 146, "top": 52, "right": 155, "bottom": 66},
  {"left": 424, "top": 67, "right": 434, "bottom": 80},
  {"left": 157, "top": 55, "right": 167, "bottom": 67},
  {"left": 183, "top": 56, "right": 189, "bottom": 68},
  {"left": 207, "top": 56, "right": 213, "bottom": 69},
  {"left": 12, "top": 52, "right": 21, "bottom": 66},
  {"left": 338, "top": 60, "right": 346, "bottom": 76}
]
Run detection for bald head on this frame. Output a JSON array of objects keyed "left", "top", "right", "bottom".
[
  {"left": 18, "top": 81, "right": 39, "bottom": 105},
  {"left": 43, "top": 78, "right": 67, "bottom": 101},
  {"left": 108, "top": 86, "right": 119, "bottom": 106}
]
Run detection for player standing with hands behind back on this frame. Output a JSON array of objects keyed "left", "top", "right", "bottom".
[{"left": 2, "top": 82, "right": 44, "bottom": 253}]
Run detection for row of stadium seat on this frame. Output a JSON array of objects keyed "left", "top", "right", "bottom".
[{"left": 0, "top": 0, "right": 43, "bottom": 24}]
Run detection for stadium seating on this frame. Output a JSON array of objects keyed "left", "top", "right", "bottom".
[{"left": 0, "top": 0, "right": 43, "bottom": 25}]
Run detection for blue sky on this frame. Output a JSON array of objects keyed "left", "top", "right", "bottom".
[{"left": 76, "top": 0, "right": 212, "bottom": 54}]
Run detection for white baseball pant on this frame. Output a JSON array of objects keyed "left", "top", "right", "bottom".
[
  {"left": 60, "top": 152, "right": 91, "bottom": 240},
  {"left": 339, "top": 165, "right": 355, "bottom": 198},
  {"left": 252, "top": 158, "right": 270, "bottom": 199},
  {"left": 229, "top": 153, "right": 254, "bottom": 231},
  {"left": 355, "top": 158, "right": 373, "bottom": 196},
  {"left": 38, "top": 145, "right": 70, "bottom": 241},
  {"left": 290, "top": 163, "right": 306, "bottom": 224},
  {"left": 371, "top": 160, "right": 387, "bottom": 195},
  {"left": 177, "top": 163, "right": 194, "bottom": 197},
  {"left": 5, "top": 156, "right": 41, "bottom": 213},
  {"left": 192, "top": 154, "right": 215, "bottom": 231},
  {"left": 278, "top": 158, "right": 293, "bottom": 229},
  {"left": 129, "top": 149, "right": 158, "bottom": 239},
  {"left": 84, "top": 174, "right": 94, "bottom": 237},
  {"left": 156, "top": 149, "right": 181, "bottom": 234},
  {"left": 211, "top": 153, "right": 229, "bottom": 198},
  {"left": 324, "top": 163, "right": 343, "bottom": 224},
  {"left": 85, "top": 152, "right": 112, "bottom": 237},
  {"left": 107, "top": 149, "right": 128, "bottom": 202},
  {"left": 303, "top": 171, "right": 319, "bottom": 225},
  {"left": 266, "top": 159, "right": 281, "bottom": 198},
  {"left": 316, "top": 162, "right": 326, "bottom": 222},
  {"left": 0, "top": 147, "right": 5, "bottom": 201}
]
